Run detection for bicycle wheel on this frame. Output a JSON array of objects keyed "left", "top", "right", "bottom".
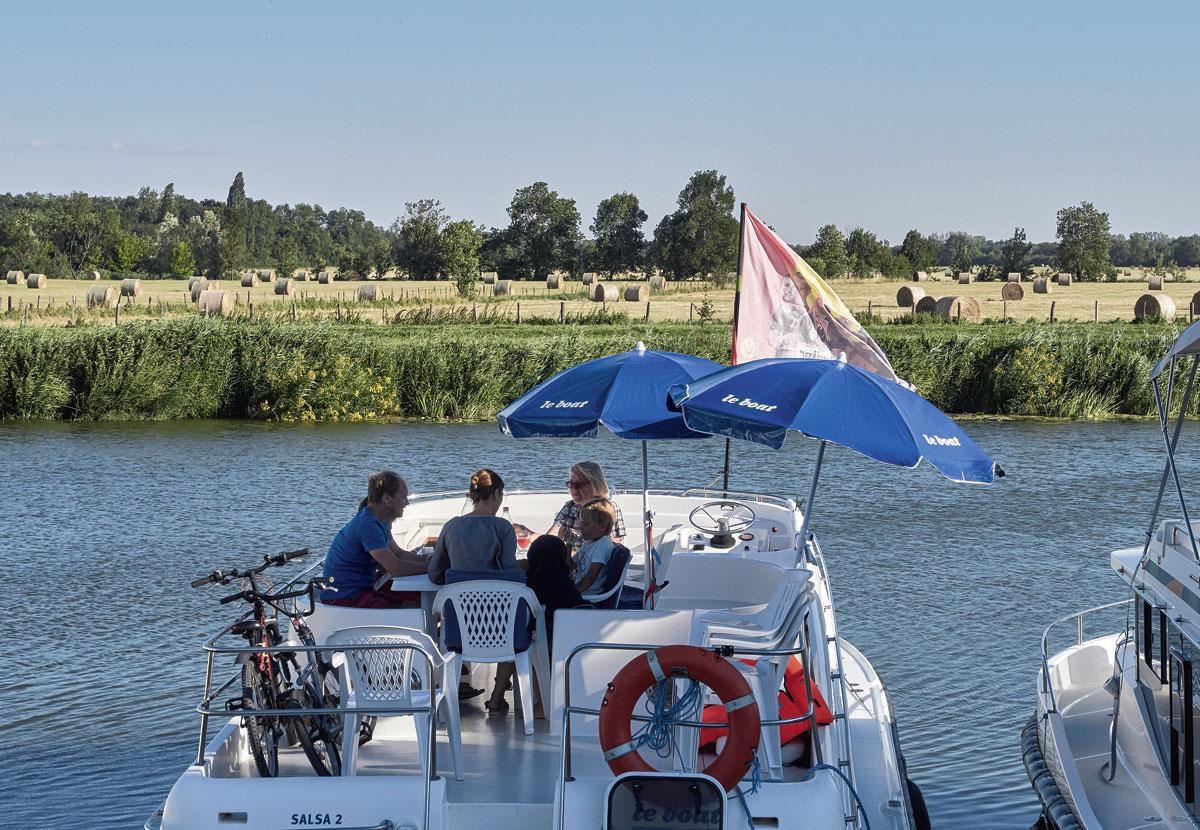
[
  {"left": 292, "top": 683, "right": 341, "bottom": 776},
  {"left": 241, "top": 661, "right": 280, "bottom": 778}
]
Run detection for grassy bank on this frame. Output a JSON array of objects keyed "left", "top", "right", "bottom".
[{"left": 0, "top": 318, "right": 1187, "bottom": 421}]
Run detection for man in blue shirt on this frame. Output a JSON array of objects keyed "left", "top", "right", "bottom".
[{"left": 321, "top": 470, "right": 429, "bottom": 608}]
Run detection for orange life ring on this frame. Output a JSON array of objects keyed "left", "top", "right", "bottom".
[{"left": 598, "top": 645, "right": 760, "bottom": 792}]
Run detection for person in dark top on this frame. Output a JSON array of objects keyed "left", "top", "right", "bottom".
[
  {"left": 320, "top": 470, "right": 428, "bottom": 608},
  {"left": 525, "top": 535, "right": 589, "bottom": 645}
]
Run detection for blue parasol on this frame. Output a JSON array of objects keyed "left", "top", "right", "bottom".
[
  {"left": 669, "top": 356, "right": 998, "bottom": 484},
  {"left": 498, "top": 342, "right": 725, "bottom": 604},
  {"left": 669, "top": 355, "right": 1001, "bottom": 549}
]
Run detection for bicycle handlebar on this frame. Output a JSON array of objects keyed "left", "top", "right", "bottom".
[
  {"left": 217, "top": 576, "right": 334, "bottom": 611},
  {"left": 191, "top": 548, "right": 310, "bottom": 588}
]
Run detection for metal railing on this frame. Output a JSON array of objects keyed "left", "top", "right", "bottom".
[
  {"left": 1038, "top": 598, "right": 1133, "bottom": 713},
  {"left": 805, "top": 533, "right": 861, "bottom": 830},
  {"left": 555, "top": 633, "right": 821, "bottom": 830},
  {"left": 193, "top": 624, "right": 443, "bottom": 830}
]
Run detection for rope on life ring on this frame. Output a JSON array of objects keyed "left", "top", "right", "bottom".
[{"left": 598, "top": 644, "right": 760, "bottom": 792}]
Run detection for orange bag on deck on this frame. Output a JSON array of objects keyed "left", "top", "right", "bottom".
[{"left": 699, "top": 656, "right": 833, "bottom": 749}]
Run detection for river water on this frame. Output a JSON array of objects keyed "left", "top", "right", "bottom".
[{"left": 0, "top": 418, "right": 1189, "bottom": 829}]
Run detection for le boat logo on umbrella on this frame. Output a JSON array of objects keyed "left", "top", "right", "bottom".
[
  {"left": 720, "top": 394, "right": 778, "bottom": 412},
  {"left": 538, "top": 399, "right": 589, "bottom": 409},
  {"left": 922, "top": 433, "right": 962, "bottom": 447}
]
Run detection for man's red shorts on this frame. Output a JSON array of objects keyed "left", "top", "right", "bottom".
[{"left": 323, "top": 588, "right": 419, "bottom": 609}]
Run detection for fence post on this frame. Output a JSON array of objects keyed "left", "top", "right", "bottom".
[
  {"left": 1094, "top": 300, "right": 1099, "bottom": 323},
  {"left": 1050, "top": 301, "right": 1056, "bottom": 323},
  {"left": 867, "top": 299, "right": 872, "bottom": 317},
  {"left": 6, "top": 296, "right": 10, "bottom": 312},
  {"left": 1003, "top": 299, "right": 1007, "bottom": 320},
  {"left": 249, "top": 301, "right": 253, "bottom": 321},
  {"left": 645, "top": 300, "right": 651, "bottom": 321},
  {"left": 559, "top": 301, "right": 564, "bottom": 323},
  {"left": 690, "top": 303, "right": 694, "bottom": 323},
  {"left": 473, "top": 303, "right": 478, "bottom": 323},
  {"left": 291, "top": 301, "right": 297, "bottom": 321},
  {"left": 114, "top": 302, "right": 120, "bottom": 326},
  {"left": 516, "top": 301, "right": 521, "bottom": 323}
]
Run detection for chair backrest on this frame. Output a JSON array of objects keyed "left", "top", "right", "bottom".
[
  {"left": 433, "top": 581, "right": 541, "bottom": 661},
  {"left": 306, "top": 605, "right": 425, "bottom": 646},
  {"left": 591, "top": 545, "right": 631, "bottom": 609},
  {"left": 324, "top": 625, "right": 443, "bottom": 704}
]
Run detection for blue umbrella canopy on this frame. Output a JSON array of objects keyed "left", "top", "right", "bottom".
[
  {"left": 670, "top": 357, "right": 998, "bottom": 484},
  {"left": 498, "top": 343, "right": 723, "bottom": 440}
]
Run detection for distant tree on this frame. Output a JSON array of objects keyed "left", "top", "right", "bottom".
[
  {"left": 999, "top": 227, "right": 1033, "bottom": 276},
  {"left": 158, "top": 183, "right": 176, "bottom": 223},
  {"left": 501, "top": 182, "right": 581, "bottom": 279},
  {"left": 879, "top": 251, "right": 912, "bottom": 279},
  {"left": 1108, "top": 234, "right": 1131, "bottom": 267},
  {"left": 943, "top": 231, "right": 981, "bottom": 273},
  {"left": 1128, "top": 231, "right": 1173, "bottom": 267},
  {"left": 441, "top": 219, "right": 483, "bottom": 297},
  {"left": 808, "top": 225, "right": 848, "bottom": 278},
  {"left": 367, "top": 235, "right": 392, "bottom": 277},
  {"left": 1173, "top": 235, "right": 1200, "bottom": 268},
  {"left": 168, "top": 240, "right": 196, "bottom": 276},
  {"left": 221, "top": 172, "right": 248, "bottom": 276},
  {"left": 392, "top": 199, "right": 447, "bottom": 279},
  {"left": 49, "top": 192, "right": 108, "bottom": 272},
  {"left": 273, "top": 237, "right": 301, "bottom": 280},
  {"left": 591, "top": 192, "right": 647, "bottom": 277},
  {"left": 1056, "top": 202, "right": 1113, "bottom": 281},
  {"left": 0, "top": 209, "right": 52, "bottom": 273},
  {"left": 898, "top": 229, "right": 936, "bottom": 273},
  {"left": 652, "top": 170, "right": 737, "bottom": 282},
  {"left": 845, "top": 228, "right": 887, "bottom": 278},
  {"left": 110, "top": 231, "right": 152, "bottom": 272}
]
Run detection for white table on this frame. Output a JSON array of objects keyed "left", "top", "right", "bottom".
[{"left": 388, "top": 573, "right": 443, "bottom": 634}]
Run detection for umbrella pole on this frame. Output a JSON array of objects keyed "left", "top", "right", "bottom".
[
  {"left": 797, "top": 440, "right": 826, "bottom": 561},
  {"left": 722, "top": 438, "right": 731, "bottom": 495},
  {"left": 642, "top": 439, "right": 656, "bottom": 609}
]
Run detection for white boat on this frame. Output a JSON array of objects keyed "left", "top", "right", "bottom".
[
  {"left": 1027, "top": 322, "right": 1200, "bottom": 829},
  {"left": 148, "top": 486, "right": 926, "bottom": 830}
]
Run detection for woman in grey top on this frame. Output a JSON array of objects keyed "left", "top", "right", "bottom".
[
  {"left": 429, "top": 468, "right": 516, "bottom": 584},
  {"left": 429, "top": 468, "right": 521, "bottom": 713}
]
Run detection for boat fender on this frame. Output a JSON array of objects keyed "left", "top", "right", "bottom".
[
  {"left": 906, "top": 778, "right": 931, "bottom": 830},
  {"left": 598, "top": 644, "right": 760, "bottom": 793}
]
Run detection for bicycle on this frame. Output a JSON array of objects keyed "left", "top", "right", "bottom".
[{"left": 192, "top": 548, "right": 342, "bottom": 777}]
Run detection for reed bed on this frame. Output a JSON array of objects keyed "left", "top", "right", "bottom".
[{"left": 0, "top": 319, "right": 1186, "bottom": 422}]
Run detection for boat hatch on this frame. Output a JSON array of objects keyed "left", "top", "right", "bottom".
[{"left": 606, "top": 773, "right": 726, "bottom": 830}]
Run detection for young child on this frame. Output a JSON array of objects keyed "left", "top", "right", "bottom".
[{"left": 572, "top": 498, "right": 617, "bottom": 600}]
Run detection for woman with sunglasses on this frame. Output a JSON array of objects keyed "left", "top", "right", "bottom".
[{"left": 547, "top": 461, "right": 626, "bottom": 548}]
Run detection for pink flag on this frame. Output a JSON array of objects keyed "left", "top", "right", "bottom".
[{"left": 732, "top": 208, "right": 897, "bottom": 381}]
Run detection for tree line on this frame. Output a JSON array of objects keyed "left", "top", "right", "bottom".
[{"left": 0, "top": 169, "right": 1191, "bottom": 289}]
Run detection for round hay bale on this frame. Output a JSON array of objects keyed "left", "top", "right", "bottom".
[
  {"left": 649, "top": 276, "right": 666, "bottom": 290},
  {"left": 624, "top": 283, "right": 648, "bottom": 302},
  {"left": 86, "top": 284, "right": 118, "bottom": 308},
  {"left": 912, "top": 271, "right": 929, "bottom": 282},
  {"left": 1135, "top": 293, "right": 1176, "bottom": 321},
  {"left": 493, "top": 280, "right": 513, "bottom": 297},
  {"left": 190, "top": 279, "right": 217, "bottom": 302},
  {"left": 934, "top": 295, "right": 981, "bottom": 322},
  {"left": 581, "top": 272, "right": 595, "bottom": 286},
  {"left": 896, "top": 285, "right": 926, "bottom": 308},
  {"left": 357, "top": 284, "right": 380, "bottom": 302},
  {"left": 274, "top": 278, "right": 295, "bottom": 296},
  {"left": 1032, "top": 277, "right": 1053, "bottom": 294},
  {"left": 481, "top": 271, "right": 498, "bottom": 285},
  {"left": 187, "top": 276, "right": 202, "bottom": 291},
  {"left": 914, "top": 296, "right": 937, "bottom": 315},
  {"left": 26, "top": 273, "right": 46, "bottom": 288},
  {"left": 120, "top": 278, "right": 141, "bottom": 297},
  {"left": 591, "top": 282, "right": 618, "bottom": 302},
  {"left": 1007, "top": 272, "right": 1022, "bottom": 283},
  {"left": 1192, "top": 291, "right": 1200, "bottom": 316},
  {"left": 546, "top": 274, "right": 562, "bottom": 290},
  {"left": 957, "top": 271, "right": 972, "bottom": 285},
  {"left": 240, "top": 274, "right": 256, "bottom": 287},
  {"left": 6, "top": 270, "right": 24, "bottom": 285},
  {"left": 1001, "top": 282, "right": 1024, "bottom": 301},
  {"left": 258, "top": 269, "right": 274, "bottom": 281},
  {"left": 1056, "top": 273, "right": 1072, "bottom": 286},
  {"left": 317, "top": 270, "right": 332, "bottom": 285},
  {"left": 197, "top": 289, "right": 235, "bottom": 316},
  {"left": 1148, "top": 275, "right": 1164, "bottom": 291},
  {"left": 85, "top": 270, "right": 101, "bottom": 281},
  {"left": 294, "top": 270, "right": 309, "bottom": 282}
]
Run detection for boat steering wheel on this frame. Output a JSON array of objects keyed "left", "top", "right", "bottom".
[{"left": 688, "top": 501, "right": 756, "bottom": 535}]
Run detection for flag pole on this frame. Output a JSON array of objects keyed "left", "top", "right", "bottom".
[{"left": 722, "top": 202, "right": 748, "bottom": 495}]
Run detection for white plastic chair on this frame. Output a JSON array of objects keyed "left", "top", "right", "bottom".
[
  {"left": 433, "top": 581, "right": 550, "bottom": 735},
  {"left": 325, "top": 624, "right": 463, "bottom": 780},
  {"left": 584, "top": 546, "right": 632, "bottom": 609},
  {"left": 699, "top": 569, "right": 812, "bottom": 640},
  {"left": 698, "top": 577, "right": 814, "bottom": 780}
]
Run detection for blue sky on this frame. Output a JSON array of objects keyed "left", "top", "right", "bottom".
[{"left": 2, "top": 0, "right": 1197, "bottom": 243}]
